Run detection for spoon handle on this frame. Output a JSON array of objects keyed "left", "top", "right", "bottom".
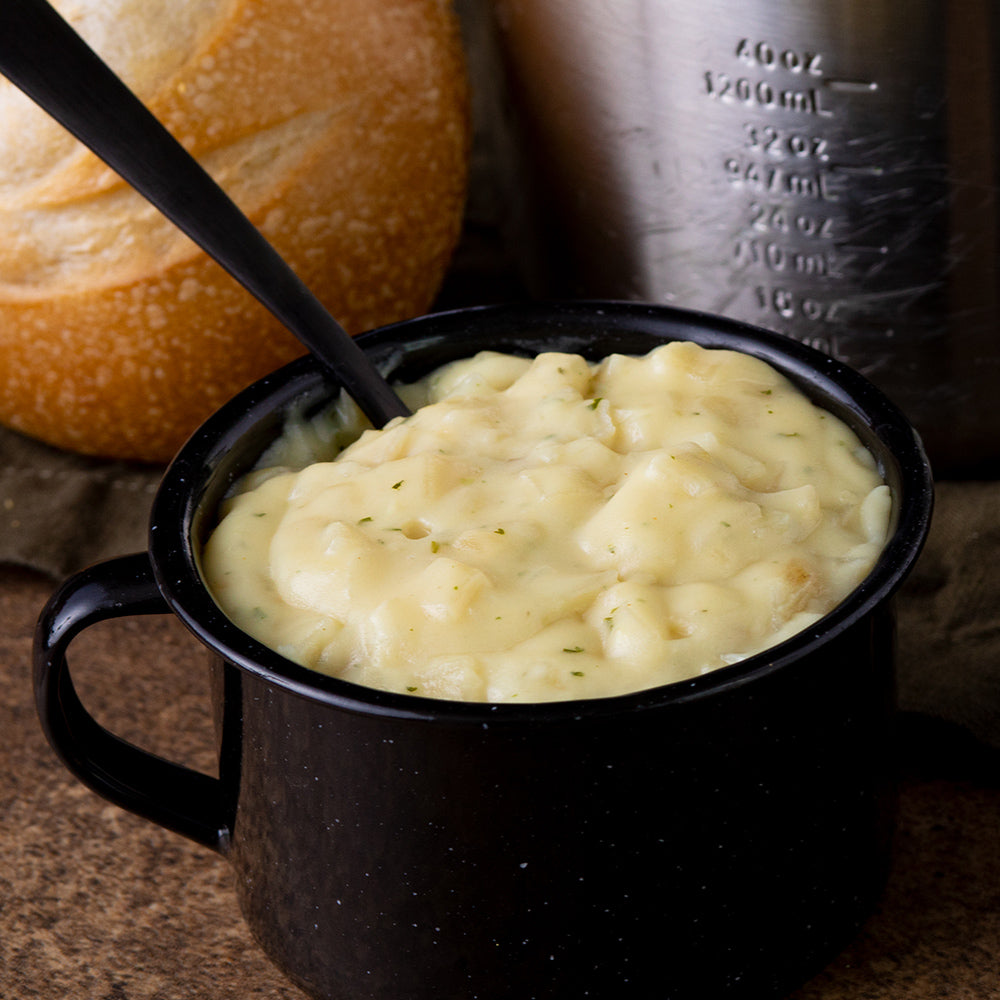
[{"left": 0, "top": 0, "right": 410, "bottom": 426}]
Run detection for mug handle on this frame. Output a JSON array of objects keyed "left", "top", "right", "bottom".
[{"left": 33, "top": 552, "right": 229, "bottom": 853}]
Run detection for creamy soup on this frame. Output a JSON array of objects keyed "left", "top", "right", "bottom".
[{"left": 202, "top": 342, "right": 891, "bottom": 702}]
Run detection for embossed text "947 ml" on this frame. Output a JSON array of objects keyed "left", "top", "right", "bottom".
[{"left": 724, "top": 158, "right": 844, "bottom": 201}]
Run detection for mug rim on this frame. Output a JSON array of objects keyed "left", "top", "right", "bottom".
[{"left": 149, "top": 299, "right": 934, "bottom": 723}]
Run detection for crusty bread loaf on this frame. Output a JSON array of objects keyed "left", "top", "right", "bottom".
[{"left": 0, "top": 0, "right": 469, "bottom": 462}]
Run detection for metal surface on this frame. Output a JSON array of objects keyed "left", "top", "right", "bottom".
[{"left": 484, "top": 0, "right": 1000, "bottom": 473}]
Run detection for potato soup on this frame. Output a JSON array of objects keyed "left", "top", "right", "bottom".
[{"left": 202, "top": 342, "right": 890, "bottom": 702}]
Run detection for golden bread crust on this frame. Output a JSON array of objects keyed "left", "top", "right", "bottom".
[{"left": 0, "top": 0, "right": 469, "bottom": 460}]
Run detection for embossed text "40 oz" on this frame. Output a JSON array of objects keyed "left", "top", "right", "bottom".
[{"left": 734, "top": 39, "right": 823, "bottom": 75}]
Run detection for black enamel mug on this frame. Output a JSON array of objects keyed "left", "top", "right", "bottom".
[{"left": 34, "top": 301, "right": 934, "bottom": 1000}]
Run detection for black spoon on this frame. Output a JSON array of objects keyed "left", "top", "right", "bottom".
[{"left": 0, "top": 0, "right": 411, "bottom": 427}]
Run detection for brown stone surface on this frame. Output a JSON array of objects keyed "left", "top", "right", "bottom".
[
  {"left": 3, "top": 562, "right": 1000, "bottom": 999},
  {"left": 0, "top": 565, "right": 302, "bottom": 999}
]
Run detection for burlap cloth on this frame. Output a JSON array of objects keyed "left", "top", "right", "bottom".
[{"left": 2, "top": 416, "right": 998, "bottom": 752}]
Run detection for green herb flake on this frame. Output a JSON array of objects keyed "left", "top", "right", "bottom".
[
  {"left": 406, "top": 686, "right": 418, "bottom": 692},
  {"left": 588, "top": 397, "right": 603, "bottom": 410},
  {"left": 570, "top": 671, "right": 585, "bottom": 677},
  {"left": 253, "top": 512, "right": 268, "bottom": 518},
  {"left": 392, "top": 480, "right": 404, "bottom": 490},
  {"left": 358, "top": 516, "right": 373, "bottom": 524},
  {"left": 430, "top": 540, "right": 440, "bottom": 553},
  {"left": 563, "top": 646, "right": 585, "bottom": 654},
  {"left": 494, "top": 527, "right": 505, "bottom": 535}
]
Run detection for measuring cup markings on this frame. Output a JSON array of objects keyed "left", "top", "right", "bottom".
[{"left": 700, "top": 32, "right": 904, "bottom": 349}]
